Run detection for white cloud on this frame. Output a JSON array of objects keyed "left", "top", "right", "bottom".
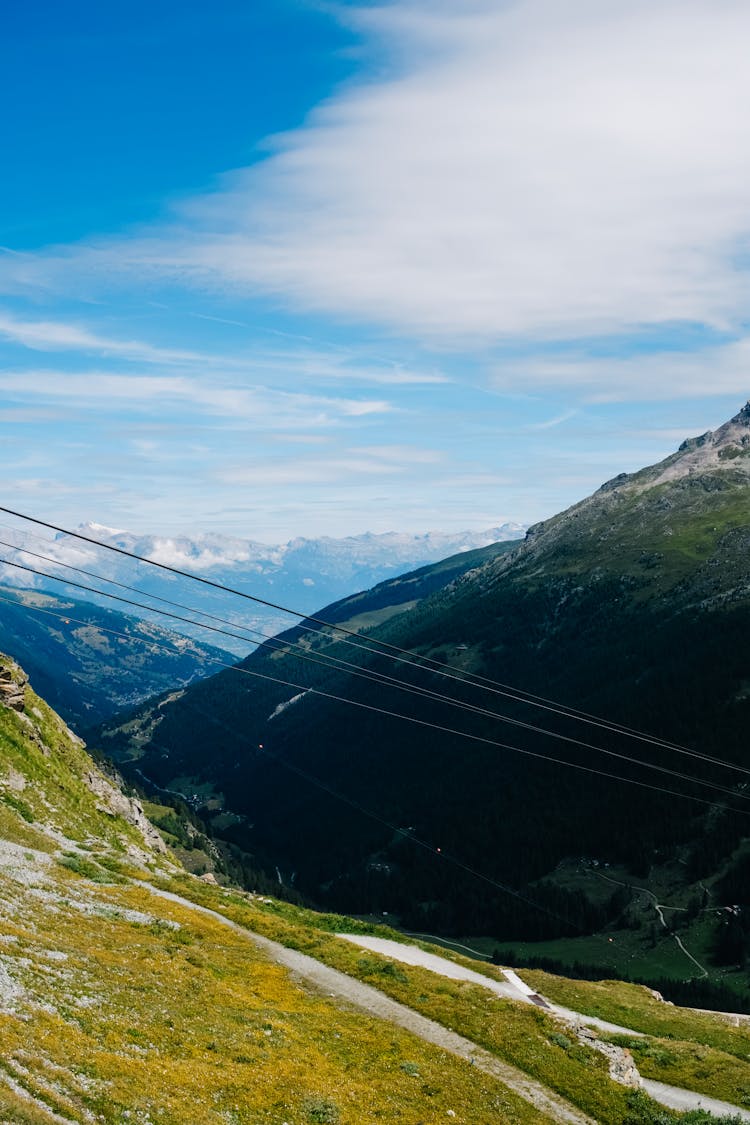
[
  {"left": 356, "top": 444, "right": 443, "bottom": 463},
  {"left": 0, "top": 308, "right": 448, "bottom": 387},
  {"left": 0, "top": 369, "right": 393, "bottom": 426},
  {"left": 492, "top": 336, "right": 750, "bottom": 401},
  {"left": 9, "top": 1, "right": 750, "bottom": 347},
  {"left": 0, "top": 311, "right": 200, "bottom": 364},
  {"left": 219, "top": 454, "right": 412, "bottom": 487},
  {"left": 527, "top": 409, "right": 578, "bottom": 430}
]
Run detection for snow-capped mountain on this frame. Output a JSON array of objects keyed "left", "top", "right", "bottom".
[{"left": 0, "top": 522, "right": 526, "bottom": 654}]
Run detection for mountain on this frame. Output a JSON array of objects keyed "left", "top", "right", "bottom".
[
  {"left": 0, "top": 521, "right": 525, "bottom": 654},
  {"left": 4, "top": 654, "right": 750, "bottom": 1124},
  {"left": 92, "top": 404, "right": 750, "bottom": 999},
  {"left": 0, "top": 584, "right": 230, "bottom": 728}
]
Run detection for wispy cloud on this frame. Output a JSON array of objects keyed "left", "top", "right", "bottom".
[
  {"left": 7, "top": 1, "right": 750, "bottom": 349},
  {"left": 0, "top": 311, "right": 201, "bottom": 364},
  {"left": 0, "top": 369, "right": 393, "bottom": 427},
  {"left": 0, "top": 308, "right": 448, "bottom": 387},
  {"left": 220, "top": 456, "right": 404, "bottom": 487},
  {"left": 492, "top": 336, "right": 750, "bottom": 402},
  {"left": 527, "top": 409, "right": 578, "bottom": 430}
]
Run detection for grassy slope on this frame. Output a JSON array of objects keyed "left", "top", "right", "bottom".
[
  {"left": 0, "top": 660, "right": 551, "bottom": 1124},
  {"left": 2, "top": 661, "right": 749, "bottom": 1122},
  {"left": 520, "top": 970, "right": 750, "bottom": 1107},
  {"left": 0, "top": 867, "right": 548, "bottom": 1125},
  {"left": 149, "top": 874, "right": 750, "bottom": 1125},
  {"left": 0, "top": 659, "right": 155, "bottom": 861}
]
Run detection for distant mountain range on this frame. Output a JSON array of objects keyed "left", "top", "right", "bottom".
[
  {"left": 92, "top": 403, "right": 750, "bottom": 995},
  {"left": 0, "top": 522, "right": 525, "bottom": 654},
  {"left": 0, "top": 585, "right": 230, "bottom": 727}
]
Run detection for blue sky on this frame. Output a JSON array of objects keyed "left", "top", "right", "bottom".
[{"left": 2, "top": 0, "right": 750, "bottom": 541}]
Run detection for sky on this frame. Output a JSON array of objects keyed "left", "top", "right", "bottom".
[{"left": 2, "top": 0, "right": 750, "bottom": 542}]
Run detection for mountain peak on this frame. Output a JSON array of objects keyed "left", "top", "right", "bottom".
[
  {"left": 645, "top": 399, "right": 750, "bottom": 486},
  {"left": 731, "top": 399, "right": 750, "bottom": 424}
]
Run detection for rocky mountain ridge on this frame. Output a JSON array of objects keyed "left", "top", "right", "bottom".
[{"left": 479, "top": 401, "right": 750, "bottom": 598}]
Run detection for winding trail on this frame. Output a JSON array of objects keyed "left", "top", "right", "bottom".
[
  {"left": 146, "top": 887, "right": 594, "bottom": 1125},
  {"left": 340, "top": 934, "right": 645, "bottom": 1037},
  {"left": 145, "top": 886, "right": 750, "bottom": 1123},
  {"left": 595, "top": 870, "right": 709, "bottom": 979},
  {"left": 334, "top": 934, "right": 750, "bottom": 1122},
  {"left": 640, "top": 1079, "right": 750, "bottom": 1119}
]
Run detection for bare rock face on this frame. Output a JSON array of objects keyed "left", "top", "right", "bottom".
[
  {"left": 83, "top": 768, "right": 167, "bottom": 855},
  {"left": 575, "top": 1025, "right": 642, "bottom": 1088},
  {"left": 0, "top": 662, "right": 28, "bottom": 712}
]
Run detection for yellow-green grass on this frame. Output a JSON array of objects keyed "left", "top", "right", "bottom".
[
  {"left": 149, "top": 876, "right": 653, "bottom": 1125},
  {"left": 520, "top": 971, "right": 750, "bottom": 1061},
  {"left": 0, "top": 665, "right": 152, "bottom": 860},
  {"left": 0, "top": 866, "right": 550, "bottom": 1125},
  {"left": 606, "top": 1033, "right": 750, "bottom": 1108}
]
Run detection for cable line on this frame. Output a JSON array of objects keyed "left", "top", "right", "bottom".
[
  {"left": 164, "top": 699, "right": 587, "bottom": 934},
  {"left": 0, "top": 504, "right": 740, "bottom": 777},
  {"left": 2, "top": 549, "right": 749, "bottom": 804},
  {"left": 0, "top": 533, "right": 262, "bottom": 639},
  {"left": 3, "top": 520, "right": 750, "bottom": 788},
  {"left": 0, "top": 590, "right": 744, "bottom": 948},
  {"left": 0, "top": 590, "right": 589, "bottom": 935},
  {"left": 0, "top": 574, "right": 745, "bottom": 820}
]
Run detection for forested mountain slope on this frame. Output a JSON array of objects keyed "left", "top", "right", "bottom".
[
  {"left": 93, "top": 405, "right": 750, "bottom": 972},
  {"left": 0, "top": 585, "right": 231, "bottom": 727}
]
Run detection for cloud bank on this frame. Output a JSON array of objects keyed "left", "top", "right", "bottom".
[{"left": 10, "top": 0, "right": 750, "bottom": 347}]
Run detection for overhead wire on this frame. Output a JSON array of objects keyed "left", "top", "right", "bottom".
[
  {"left": 2, "top": 532, "right": 750, "bottom": 795},
  {"left": 1, "top": 585, "right": 746, "bottom": 940},
  {"left": 2, "top": 549, "right": 750, "bottom": 804},
  {"left": 0, "top": 578, "right": 745, "bottom": 820},
  {"left": 0, "top": 503, "right": 738, "bottom": 774},
  {"left": 0, "top": 590, "right": 586, "bottom": 934}
]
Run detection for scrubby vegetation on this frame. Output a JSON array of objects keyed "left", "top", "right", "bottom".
[{"left": 0, "top": 871, "right": 549, "bottom": 1125}]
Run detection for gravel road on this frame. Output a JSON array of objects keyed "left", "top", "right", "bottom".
[
  {"left": 642, "top": 1079, "right": 750, "bottom": 1121},
  {"left": 339, "top": 934, "right": 641, "bottom": 1036},
  {"left": 146, "top": 887, "right": 750, "bottom": 1123},
  {"left": 147, "top": 887, "right": 593, "bottom": 1124}
]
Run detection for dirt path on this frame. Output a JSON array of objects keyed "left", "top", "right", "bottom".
[
  {"left": 146, "top": 887, "right": 593, "bottom": 1125},
  {"left": 145, "top": 887, "right": 750, "bottom": 1122},
  {"left": 337, "top": 934, "right": 750, "bottom": 1122},
  {"left": 641, "top": 1078, "right": 750, "bottom": 1120},
  {"left": 595, "top": 870, "right": 709, "bottom": 979},
  {"left": 338, "top": 933, "right": 526, "bottom": 1000},
  {"left": 339, "top": 934, "right": 643, "bottom": 1036}
]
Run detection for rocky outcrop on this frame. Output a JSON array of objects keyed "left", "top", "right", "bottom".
[
  {"left": 0, "top": 662, "right": 27, "bottom": 712},
  {"left": 82, "top": 768, "right": 167, "bottom": 855},
  {"left": 575, "top": 1025, "right": 642, "bottom": 1088}
]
